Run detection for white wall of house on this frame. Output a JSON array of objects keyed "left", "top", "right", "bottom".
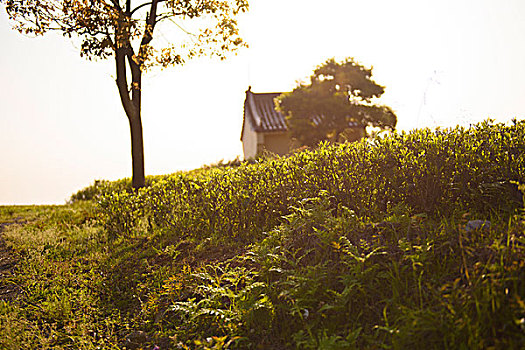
[{"left": 242, "top": 121, "right": 259, "bottom": 159}]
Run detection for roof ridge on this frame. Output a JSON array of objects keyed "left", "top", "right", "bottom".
[{"left": 247, "top": 91, "right": 283, "bottom": 96}]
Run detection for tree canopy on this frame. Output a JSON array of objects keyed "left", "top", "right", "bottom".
[
  {"left": 4, "top": 0, "right": 248, "bottom": 65},
  {"left": 276, "top": 57, "right": 397, "bottom": 147},
  {"left": 3, "top": 0, "right": 248, "bottom": 188}
]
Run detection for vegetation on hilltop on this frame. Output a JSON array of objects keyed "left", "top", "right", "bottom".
[
  {"left": 1, "top": 120, "right": 525, "bottom": 349},
  {"left": 277, "top": 57, "right": 397, "bottom": 146}
]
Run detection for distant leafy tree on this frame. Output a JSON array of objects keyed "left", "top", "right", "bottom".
[
  {"left": 276, "top": 57, "right": 396, "bottom": 147},
  {"left": 3, "top": 0, "right": 248, "bottom": 188}
]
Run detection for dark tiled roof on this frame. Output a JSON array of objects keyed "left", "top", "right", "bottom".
[
  {"left": 243, "top": 89, "right": 288, "bottom": 134},
  {"left": 241, "top": 87, "right": 363, "bottom": 140}
]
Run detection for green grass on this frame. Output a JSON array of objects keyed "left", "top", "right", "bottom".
[{"left": 1, "top": 120, "right": 525, "bottom": 349}]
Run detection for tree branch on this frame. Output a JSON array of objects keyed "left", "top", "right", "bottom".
[
  {"left": 140, "top": 0, "right": 159, "bottom": 47},
  {"left": 154, "top": 13, "right": 173, "bottom": 25},
  {"left": 130, "top": 0, "right": 167, "bottom": 17},
  {"left": 115, "top": 46, "right": 136, "bottom": 119},
  {"left": 125, "top": 48, "right": 142, "bottom": 113},
  {"left": 154, "top": 12, "right": 185, "bottom": 25}
]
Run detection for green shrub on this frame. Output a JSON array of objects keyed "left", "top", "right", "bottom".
[
  {"left": 141, "top": 192, "right": 525, "bottom": 348},
  {"left": 95, "top": 120, "right": 525, "bottom": 243},
  {"left": 4, "top": 120, "right": 525, "bottom": 349}
]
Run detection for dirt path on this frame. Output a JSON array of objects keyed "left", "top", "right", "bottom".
[{"left": 0, "top": 219, "right": 24, "bottom": 302}]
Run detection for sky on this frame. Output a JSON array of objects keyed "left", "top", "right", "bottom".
[{"left": 1, "top": 0, "right": 525, "bottom": 204}]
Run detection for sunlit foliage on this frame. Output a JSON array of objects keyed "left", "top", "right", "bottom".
[
  {"left": 2, "top": 120, "right": 525, "bottom": 348},
  {"left": 3, "top": 0, "right": 248, "bottom": 66},
  {"left": 94, "top": 120, "right": 524, "bottom": 241},
  {"left": 277, "top": 57, "right": 397, "bottom": 147}
]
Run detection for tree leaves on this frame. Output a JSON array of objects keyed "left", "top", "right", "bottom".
[
  {"left": 2, "top": 0, "right": 249, "bottom": 188},
  {"left": 277, "top": 57, "right": 397, "bottom": 147},
  {"left": 3, "top": 0, "right": 249, "bottom": 68}
]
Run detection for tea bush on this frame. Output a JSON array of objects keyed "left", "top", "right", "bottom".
[
  {"left": 97, "top": 120, "right": 525, "bottom": 242},
  {"left": 141, "top": 193, "right": 525, "bottom": 348},
  {"left": 3, "top": 120, "right": 525, "bottom": 349},
  {"left": 97, "top": 120, "right": 525, "bottom": 348}
]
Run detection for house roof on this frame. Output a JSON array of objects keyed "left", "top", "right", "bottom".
[
  {"left": 242, "top": 88, "right": 288, "bottom": 138},
  {"left": 241, "top": 87, "right": 363, "bottom": 141}
]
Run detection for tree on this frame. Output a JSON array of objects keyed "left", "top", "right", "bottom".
[
  {"left": 276, "top": 57, "right": 396, "bottom": 147},
  {"left": 3, "top": 0, "right": 248, "bottom": 188}
]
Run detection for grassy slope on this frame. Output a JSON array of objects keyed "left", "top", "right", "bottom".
[{"left": 1, "top": 121, "right": 525, "bottom": 349}]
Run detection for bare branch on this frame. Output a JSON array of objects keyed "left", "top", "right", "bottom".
[
  {"left": 154, "top": 12, "right": 184, "bottom": 25},
  {"left": 130, "top": 0, "right": 167, "bottom": 17},
  {"left": 166, "top": 17, "right": 197, "bottom": 37}
]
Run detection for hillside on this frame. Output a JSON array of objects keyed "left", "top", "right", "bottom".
[{"left": 1, "top": 120, "right": 525, "bottom": 349}]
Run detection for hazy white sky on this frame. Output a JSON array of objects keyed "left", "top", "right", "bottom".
[{"left": 1, "top": 0, "right": 525, "bottom": 204}]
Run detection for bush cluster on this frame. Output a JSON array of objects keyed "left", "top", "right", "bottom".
[
  {"left": 3, "top": 120, "right": 525, "bottom": 349},
  {"left": 97, "top": 120, "right": 525, "bottom": 243},
  {"left": 143, "top": 194, "right": 525, "bottom": 348},
  {"left": 93, "top": 120, "right": 525, "bottom": 348}
]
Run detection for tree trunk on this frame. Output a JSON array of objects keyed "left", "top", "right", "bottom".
[
  {"left": 114, "top": 0, "right": 158, "bottom": 189},
  {"left": 115, "top": 46, "right": 146, "bottom": 189},
  {"left": 128, "top": 109, "right": 145, "bottom": 189}
]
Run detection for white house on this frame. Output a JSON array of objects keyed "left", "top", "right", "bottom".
[
  {"left": 241, "top": 87, "right": 290, "bottom": 159},
  {"left": 240, "top": 87, "right": 366, "bottom": 159}
]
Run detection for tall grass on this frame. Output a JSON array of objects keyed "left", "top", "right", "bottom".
[
  {"left": 95, "top": 120, "right": 524, "bottom": 242},
  {"left": 1, "top": 120, "right": 524, "bottom": 349}
]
